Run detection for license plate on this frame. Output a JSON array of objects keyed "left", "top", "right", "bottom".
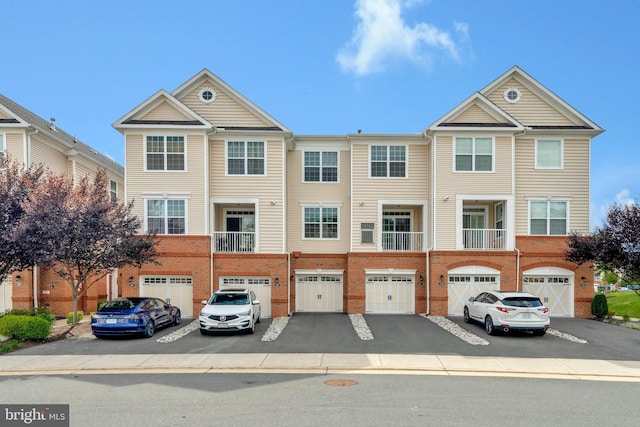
[
  {"left": 218, "top": 323, "right": 228, "bottom": 328},
  {"left": 106, "top": 319, "right": 117, "bottom": 324},
  {"left": 522, "top": 313, "right": 531, "bottom": 319}
]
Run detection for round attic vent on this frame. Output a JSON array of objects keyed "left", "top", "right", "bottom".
[
  {"left": 199, "top": 88, "right": 216, "bottom": 103},
  {"left": 503, "top": 87, "right": 521, "bottom": 103}
]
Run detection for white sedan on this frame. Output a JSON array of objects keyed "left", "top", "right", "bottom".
[{"left": 463, "top": 290, "right": 550, "bottom": 336}]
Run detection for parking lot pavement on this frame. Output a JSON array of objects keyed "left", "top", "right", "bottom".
[{"left": 8, "top": 314, "right": 640, "bottom": 361}]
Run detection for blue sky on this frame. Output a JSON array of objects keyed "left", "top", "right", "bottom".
[{"left": 1, "top": 0, "right": 638, "bottom": 229}]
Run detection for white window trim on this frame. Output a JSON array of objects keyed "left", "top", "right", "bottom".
[
  {"left": 527, "top": 198, "right": 570, "bottom": 236},
  {"left": 109, "top": 179, "right": 118, "bottom": 202},
  {"left": 0, "top": 132, "right": 5, "bottom": 152},
  {"left": 143, "top": 195, "right": 189, "bottom": 235},
  {"left": 368, "top": 144, "right": 408, "bottom": 179},
  {"left": 225, "top": 140, "right": 267, "bottom": 176},
  {"left": 144, "top": 134, "right": 187, "bottom": 172},
  {"left": 535, "top": 138, "right": 564, "bottom": 169},
  {"left": 301, "top": 205, "right": 340, "bottom": 240},
  {"left": 454, "top": 195, "right": 515, "bottom": 250},
  {"left": 454, "top": 136, "right": 495, "bottom": 173},
  {"left": 302, "top": 150, "right": 340, "bottom": 183}
]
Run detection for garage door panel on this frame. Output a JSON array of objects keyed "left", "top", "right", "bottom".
[
  {"left": 296, "top": 275, "right": 342, "bottom": 312},
  {"left": 447, "top": 280, "right": 499, "bottom": 316},
  {"left": 221, "top": 278, "right": 271, "bottom": 318},
  {"left": 141, "top": 276, "right": 193, "bottom": 318},
  {"left": 523, "top": 276, "right": 573, "bottom": 317},
  {"left": 1, "top": 280, "right": 12, "bottom": 313},
  {"left": 366, "top": 275, "right": 414, "bottom": 314}
]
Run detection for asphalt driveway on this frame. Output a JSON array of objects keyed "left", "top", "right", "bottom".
[{"left": 8, "top": 313, "right": 640, "bottom": 361}]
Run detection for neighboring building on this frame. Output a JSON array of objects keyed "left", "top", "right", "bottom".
[
  {"left": 113, "top": 66, "right": 603, "bottom": 319},
  {"left": 0, "top": 94, "right": 124, "bottom": 315}
]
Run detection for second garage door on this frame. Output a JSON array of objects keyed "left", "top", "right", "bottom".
[
  {"left": 295, "top": 273, "right": 343, "bottom": 312},
  {"left": 366, "top": 272, "right": 415, "bottom": 314},
  {"left": 140, "top": 276, "right": 194, "bottom": 317}
]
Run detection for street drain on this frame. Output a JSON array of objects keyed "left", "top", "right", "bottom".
[{"left": 324, "top": 379, "right": 358, "bottom": 387}]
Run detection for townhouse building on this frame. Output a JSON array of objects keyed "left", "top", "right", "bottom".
[
  {"left": 1, "top": 94, "right": 124, "bottom": 316},
  {"left": 114, "top": 66, "right": 602, "bottom": 320}
]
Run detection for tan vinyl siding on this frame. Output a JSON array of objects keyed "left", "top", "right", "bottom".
[
  {"left": 351, "top": 141, "right": 429, "bottom": 251},
  {"left": 486, "top": 78, "right": 576, "bottom": 126},
  {"left": 434, "top": 134, "right": 513, "bottom": 249},
  {"left": 180, "top": 84, "right": 270, "bottom": 128},
  {"left": 0, "top": 110, "right": 12, "bottom": 119},
  {"left": 210, "top": 138, "right": 285, "bottom": 253},
  {"left": 5, "top": 132, "right": 24, "bottom": 163},
  {"left": 140, "top": 101, "right": 193, "bottom": 121},
  {"left": 75, "top": 160, "right": 97, "bottom": 181},
  {"left": 287, "top": 149, "right": 351, "bottom": 253},
  {"left": 514, "top": 137, "right": 590, "bottom": 234},
  {"left": 30, "top": 135, "right": 67, "bottom": 173},
  {"left": 125, "top": 132, "right": 207, "bottom": 235},
  {"left": 451, "top": 104, "right": 501, "bottom": 124}
]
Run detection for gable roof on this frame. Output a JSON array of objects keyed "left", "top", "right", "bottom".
[
  {"left": 114, "top": 69, "right": 291, "bottom": 134},
  {"left": 428, "top": 92, "right": 525, "bottom": 132},
  {"left": 113, "top": 89, "right": 211, "bottom": 130},
  {"left": 0, "top": 93, "right": 124, "bottom": 175},
  {"left": 427, "top": 65, "right": 604, "bottom": 136}
]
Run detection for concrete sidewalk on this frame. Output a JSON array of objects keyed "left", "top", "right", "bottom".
[{"left": 1, "top": 353, "right": 640, "bottom": 381}]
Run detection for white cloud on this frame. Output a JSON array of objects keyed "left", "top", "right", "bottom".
[
  {"left": 615, "top": 188, "right": 635, "bottom": 206},
  {"left": 337, "top": 0, "right": 467, "bottom": 75}
]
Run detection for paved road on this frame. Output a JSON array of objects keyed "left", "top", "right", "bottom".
[{"left": 9, "top": 314, "right": 640, "bottom": 361}]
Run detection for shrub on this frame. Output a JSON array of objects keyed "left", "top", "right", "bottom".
[
  {"left": 0, "top": 339, "right": 21, "bottom": 353},
  {"left": 67, "top": 311, "right": 84, "bottom": 324},
  {"left": 6, "top": 308, "right": 56, "bottom": 326},
  {"left": 591, "top": 294, "right": 609, "bottom": 319},
  {"left": 0, "top": 315, "right": 51, "bottom": 340}
]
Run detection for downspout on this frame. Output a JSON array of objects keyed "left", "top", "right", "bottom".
[
  {"left": 426, "top": 247, "right": 432, "bottom": 315},
  {"left": 27, "top": 129, "right": 38, "bottom": 308},
  {"left": 205, "top": 126, "right": 217, "bottom": 298},
  {"left": 423, "top": 130, "right": 434, "bottom": 315},
  {"left": 287, "top": 253, "right": 291, "bottom": 316},
  {"left": 512, "top": 127, "right": 529, "bottom": 292},
  {"left": 33, "top": 267, "right": 38, "bottom": 309},
  {"left": 515, "top": 247, "right": 521, "bottom": 292}
]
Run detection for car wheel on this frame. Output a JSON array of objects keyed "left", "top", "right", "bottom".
[
  {"left": 173, "top": 310, "right": 181, "bottom": 326},
  {"left": 143, "top": 321, "right": 155, "bottom": 338},
  {"left": 463, "top": 307, "right": 470, "bottom": 323},
  {"left": 256, "top": 315, "right": 261, "bottom": 324},
  {"left": 249, "top": 320, "right": 255, "bottom": 334},
  {"left": 533, "top": 329, "right": 546, "bottom": 336},
  {"left": 484, "top": 316, "right": 496, "bottom": 336}
]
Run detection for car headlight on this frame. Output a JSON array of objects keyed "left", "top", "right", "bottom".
[{"left": 238, "top": 309, "right": 251, "bottom": 317}]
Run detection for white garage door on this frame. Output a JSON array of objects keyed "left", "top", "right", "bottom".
[
  {"left": 295, "top": 274, "right": 343, "bottom": 312},
  {"left": 141, "top": 276, "right": 194, "bottom": 317},
  {"left": 1, "top": 280, "right": 12, "bottom": 313},
  {"left": 366, "top": 275, "right": 415, "bottom": 314},
  {"left": 447, "top": 266, "right": 500, "bottom": 315},
  {"left": 523, "top": 268, "right": 573, "bottom": 317},
  {"left": 220, "top": 277, "right": 272, "bottom": 318}
]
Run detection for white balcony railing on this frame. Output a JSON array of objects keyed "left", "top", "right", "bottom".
[
  {"left": 463, "top": 228, "right": 505, "bottom": 250},
  {"left": 213, "top": 232, "right": 255, "bottom": 253},
  {"left": 382, "top": 232, "right": 424, "bottom": 252}
]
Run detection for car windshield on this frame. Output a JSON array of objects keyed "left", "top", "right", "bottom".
[
  {"left": 502, "top": 297, "right": 542, "bottom": 308},
  {"left": 209, "top": 293, "right": 249, "bottom": 305}
]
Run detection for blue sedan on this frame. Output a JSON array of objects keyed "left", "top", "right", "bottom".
[{"left": 91, "top": 297, "right": 181, "bottom": 338}]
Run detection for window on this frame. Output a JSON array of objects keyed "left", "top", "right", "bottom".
[
  {"left": 536, "top": 139, "right": 562, "bottom": 169},
  {"left": 146, "top": 199, "right": 186, "bottom": 234},
  {"left": 530, "top": 201, "right": 567, "bottom": 235},
  {"left": 146, "top": 136, "right": 185, "bottom": 171},
  {"left": 304, "top": 151, "right": 338, "bottom": 182},
  {"left": 227, "top": 141, "right": 264, "bottom": 175},
  {"left": 109, "top": 180, "right": 118, "bottom": 203},
  {"left": 361, "top": 223, "right": 375, "bottom": 244},
  {"left": 0, "top": 133, "right": 4, "bottom": 152},
  {"left": 455, "top": 137, "right": 493, "bottom": 171},
  {"left": 304, "top": 207, "right": 338, "bottom": 239},
  {"left": 370, "top": 145, "right": 406, "bottom": 178}
]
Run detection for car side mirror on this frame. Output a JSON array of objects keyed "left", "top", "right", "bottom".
[
  {"left": 468, "top": 297, "right": 474, "bottom": 302},
  {"left": 253, "top": 299, "right": 260, "bottom": 305},
  {"left": 201, "top": 300, "right": 207, "bottom": 305}
]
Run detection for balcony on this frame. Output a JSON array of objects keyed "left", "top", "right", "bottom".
[
  {"left": 382, "top": 232, "right": 424, "bottom": 252},
  {"left": 462, "top": 228, "right": 505, "bottom": 250},
  {"left": 213, "top": 231, "right": 255, "bottom": 253}
]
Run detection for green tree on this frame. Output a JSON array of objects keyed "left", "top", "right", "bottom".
[
  {"left": 20, "top": 169, "right": 159, "bottom": 324},
  {"left": 566, "top": 202, "right": 640, "bottom": 282}
]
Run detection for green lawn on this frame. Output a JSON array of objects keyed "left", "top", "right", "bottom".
[{"left": 602, "top": 290, "right": 640, "bottom": 319}]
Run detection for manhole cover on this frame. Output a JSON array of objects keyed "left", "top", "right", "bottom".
[{"left": 324, "top": 379, "right": 358, "bottom": 387}]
